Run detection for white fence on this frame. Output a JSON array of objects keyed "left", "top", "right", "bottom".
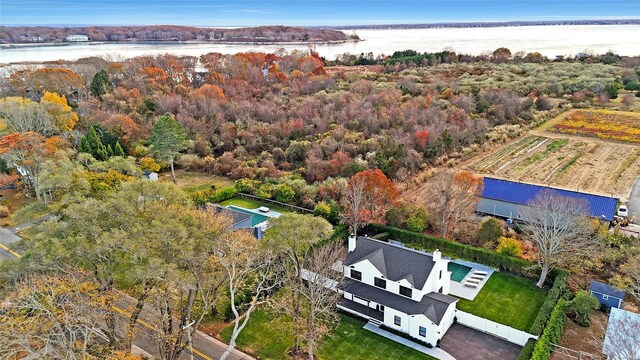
[{"left": 456, "top": 310, "right": 537, "bottom": 346}]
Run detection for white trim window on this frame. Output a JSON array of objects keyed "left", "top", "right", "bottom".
[
  {"left": 602, "top": 294, "right": 609, "bottom": 300},
  {"left": 419, "top": 326, "right": 427, "bottom": 337},
  {"left": 394, "top": 315, "right": 401, "bottom": 326}
]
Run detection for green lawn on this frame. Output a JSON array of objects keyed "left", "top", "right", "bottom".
[
  {"left": 218, "top": 197, "right": 296, "bottom": 214},
  {"left": 159, "top": 170, "right": 233, "bottom": 195},
  {"left": 456, "top": 272, "right": 547, "bottom": 331},
  {"left": 220, "top": 311, "right": 435, "bottom": 360}
]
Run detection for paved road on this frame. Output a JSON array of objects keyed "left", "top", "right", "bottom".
[
  {"left": 0, "top": 225, "right": 254, "bottom": 360},
  {"left": 8, "top": 213, "right": 55, "bottom": 233},
  {"left": 0, "top": 226, "right": 22, "bottom": 260},
  {"left": 627, "top": 176, "right": 640, "bottom": 221}
]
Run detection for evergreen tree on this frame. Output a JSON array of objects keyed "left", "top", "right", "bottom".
[
  {"left": 150, "top": 115, "right": 189, "bottom": 184},
  {"left": 79, "top": 125, "right": 108, "bottom": 161},
  {"left": 106, "top": 144, "right": 114, "bottom": 157},
  {"left": 114, "top": 141, "right": 125, "bottom": 157},
  {"left": 90, "top": 70, "right": 113, "bottom": 98}
]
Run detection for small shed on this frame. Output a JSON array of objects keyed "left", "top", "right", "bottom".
[
  {"left": 142, "top": 171, "right": 159, "bottom": 182},
  {"left": 589, "top": 281, "right": 625, "bottom": 308}
]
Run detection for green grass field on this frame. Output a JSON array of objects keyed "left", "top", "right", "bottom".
[
  {"left": 456, "top": 272, "right": 547, "bottom": 331},
  {"left": 220, "top": 311, "right": 435, "bottom": 360}
]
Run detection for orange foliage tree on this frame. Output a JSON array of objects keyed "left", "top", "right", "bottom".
[
  {"left": 0, "top": 132, "right": 68, "bottom": 201},
  {"left": 40, "top": 91, "right": 79, "bottom": 131},
  {"left": 194, "top": 84, "right": 226, "bottom": 101},
  {"left": 341, "top": 169, "right": 397, "bottom": 236},
  {"left": 26, "top": 68, "right": 83, "bottom": 96}
]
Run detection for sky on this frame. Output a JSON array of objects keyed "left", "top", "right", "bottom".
[{"left": 1, "top": 0, "right": 639, "bottom": 26}]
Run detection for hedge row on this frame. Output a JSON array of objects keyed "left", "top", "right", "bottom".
[
  {"left": 531, "top": 299, "right": 567, "bottom": 360},
  {"left": 366, "top": 224, "right": 533, "bottom": 274},
  {"left": 191, "top": 186, "right": 237, "bottom": 206},
  {"left": 529, "top": 271, "right": 569, "bottom": 335},
  {"left": 517, "top": 338, "right": 537, "bottom": 360}
]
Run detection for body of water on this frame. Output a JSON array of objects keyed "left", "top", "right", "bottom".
[{"left": 1, "top": 25, "right": 639, "bottom": 64}]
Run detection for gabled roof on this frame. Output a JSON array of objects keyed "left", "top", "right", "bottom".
[
  {"left": 589, "top": 280, "right": 625, "bottom": 299},
  {"left": 345, "top": 237, "right": 436, "bottom": 289},
  {"left": 480, "top": 177, "right": 619, "bottom": 221},
  {"left": 343, "top": 279, "right": 458, "bottom": 325}
]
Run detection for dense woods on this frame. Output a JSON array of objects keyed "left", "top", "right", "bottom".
[{"left": 0, "top": 25, "right": 349, "bottom": 44}]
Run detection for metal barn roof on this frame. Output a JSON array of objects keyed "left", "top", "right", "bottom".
[{"left": 480, "top": 177, "right": 619, "bottom": 221}]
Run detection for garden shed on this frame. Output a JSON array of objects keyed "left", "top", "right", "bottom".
[{"left": 589, "top": 281, "right": 625, "bottom": 309}]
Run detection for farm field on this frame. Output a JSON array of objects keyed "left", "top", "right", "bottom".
[
  {"left": 467, "top": 133, "right": 640, "bottom": 199},
  {"left": 548, "top": 110, "right": 640, "bottom": 143}
]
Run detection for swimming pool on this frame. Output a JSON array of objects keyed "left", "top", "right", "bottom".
[
  {"left": 448, "top": 262, "right": 472, "bottom": 282},
  {"left": 226, "top": 205, "right": 272, "bottom": 226}
]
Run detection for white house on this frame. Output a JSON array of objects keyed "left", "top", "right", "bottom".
[
  {"left": 338, "top": 235, "right": 458, "bottom": 346},
  {"left": 66, "top": 34, "right": 90, "bottom": 42}
]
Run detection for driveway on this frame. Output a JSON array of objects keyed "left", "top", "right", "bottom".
[
  {"left": 439, "top": 324, "right": 522, "bottom": 360},
  {"left": 628, "top": 176, "right": 640, "bottom": 221}
]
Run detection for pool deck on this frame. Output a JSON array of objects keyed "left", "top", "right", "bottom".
[
  {"left": 225, "top": 205, "right": 282, "bottom": 218},
  {"left": 448, "top": 259, "right": 495, "bottom": 300}
]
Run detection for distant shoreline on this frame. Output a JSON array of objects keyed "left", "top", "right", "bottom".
[
  {"left": 329, "top": 19, "right": 640, "bottom": 30},
  {"left": 0, "top": 38, "right": 358, "bottom": 50}
]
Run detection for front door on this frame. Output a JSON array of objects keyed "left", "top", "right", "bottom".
[{"left": 377, "top": 304, "right": 385, "bottom": 313}]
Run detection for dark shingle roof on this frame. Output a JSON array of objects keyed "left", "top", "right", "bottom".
[
  {"left": 589, "top": 281, "right": 625, "bottom": 299},
  {"left": 207, "top": 204, "right": 252, "bottom": 225},
  {"left": 345, "top": 237, "right": 435, "bottom": 289},
  {"left": 343, "top": 279, "right": 457, "bottom": 325},
  {"left": 481, "top": 177, "right": 619, "bottom": 221}
]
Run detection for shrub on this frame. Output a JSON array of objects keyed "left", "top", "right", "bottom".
[
  {"left": 138, "top": 156, "right": 161, "bottom": 172},
  {"left": 518, "top": 338, "right": 536, "bottom": 360},
  {"left": 0, "top": 205, "right": 9, "bottom": 218},
  {"left": 234, "top": 178, "right": 261, "bottom": 194},
  {"left": 476, "top": 217, "right": 504, "bottom": 245},
  {"left": 208, "top": 187, "right": 236, "bottom": 203},
  {"left": 313, "top": 201, "right": 331, "bottom": 219},
  {"left": 273, "top": 183, "right": 295, "bottom": 203},
  {"left": 529, "top": 271, "right": 568, "bottom": 335},
  {"left": 406, "top": 215, "right": 426, "bottom": 233},
  {"left": 566, "top": 290, "right": 599, "bottom": 326},
  {"left": 496, "top": 236, "right": 523, "bottom": 257},
  {"left": 255, "top": 183, "right": 274, "bottom": 199},
  {"left": 366, "top": 224, "right": 532, "bottom": 273},
  {"left": 531, "top": 299, "right": 567, "bottom": 360}
]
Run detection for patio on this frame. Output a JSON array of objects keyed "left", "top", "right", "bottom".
[{"left": 447, "top": 259, "right": 495, "bottom": 300}]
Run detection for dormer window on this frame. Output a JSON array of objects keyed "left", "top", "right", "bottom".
[
  {"left": 350, "top": 269, "right": 362, "bottom": 281},
  {"left": 399, "top": 285, "right": 412, "bottom": 297},
  {"left": 374, "top": 277, "right": 386, "bottom": 289}
]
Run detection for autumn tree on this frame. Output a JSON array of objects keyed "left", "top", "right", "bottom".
[
  {"left": 26, "top": 67, "right": 84, "bottom": 97},
  {"left": 0, "top": 132, "right": 68, "bottom": 201},
  {"left": 264, "top": 214, "right": 333, "bottom": 356},
  {"left": 341, "top": 169, "right": 397, "bottom": 237},
  {"left": 426, "top": 170, "right": 483, "bottom": 239},
  {"left": 492, "top": 47, "right": 512, "bottom": 63},
  {"left": 0, "top": 96, "right": 55, "bottom": 135},
  {"left": 40, "top": 91, "right": 79, "bottom": 130},
  {"left": 0, "top": 275, "right": 119, "bottom": 359},
  {"left": 612, "top": 254, "right": 640, "bottom": 301},
  {"left": 520, "top": 191, "right": 599, "bottom": 287},
  {"left": 150, "top": 114, "right": 189, "bottom": 183}
]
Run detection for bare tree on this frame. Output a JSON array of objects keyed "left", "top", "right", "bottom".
[
  {"left": 0, "top": 275, "right": 115, "bottom": 359},
  {"left": 218, "top": 232, "right": 284, "bottom": 360},
  {"left": 520, "top": 190, "right": 599, "bottom": 287},
  {"left": 341, "top": 173, "right": 367, "bottom": 237},
  {"left": 426, "top": 170, "right": 482, "bottom": 239},
  {"left": 297, "top": 242, "right": 344, "bottom": 360},
  {"left": 264, "top": 214, "right": 333, "bottom": 356},
  {"left": 613, "top": 254, "right": 640, "bottom": 302}
]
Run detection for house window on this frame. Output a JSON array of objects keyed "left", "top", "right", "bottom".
[
  {"left": 350, "top": 269, "right": 362, "bottom": 281},
  {"left": 399, "top": 285, "right": 412, "bottom": 297},
  {"left": 374, "top": 277, "right": 386, "bottom": 289},
  {"left": 602, "top": 294, "right": 609, "bottom": 300},
  {"left": 419, "top": 326, "right": 427, "bottom": 337},
  {"left": 439, "top": 270, "right": 442, "bottom": 279},
  {"left": 394, "top": 315, "right": 401, "bottom": 326}
]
